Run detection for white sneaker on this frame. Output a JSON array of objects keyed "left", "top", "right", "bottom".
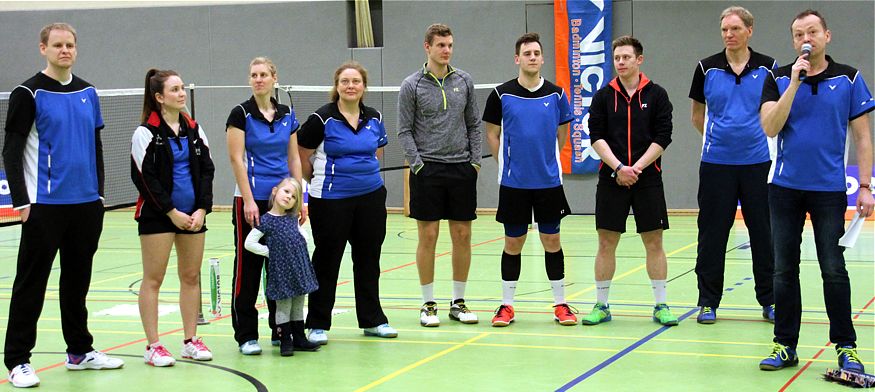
[
  {"left": 449, "top": 299, "right": 479, "bottom": 324},
  {"left": 144, "top": 344, "right": 176, "bottom": 367},
  {"left": 363, "top": 323, "right": 398, "bottom": 338},
  {"left": 420, "top": 301, "right": 440, "bottom": 327},
  {"left": 308, "top": 329, "right": 328, "bottom": 345},
  {"left": 65, "top": 350, "right": 124, "bottom": 370},
  {"left": 7, "top": 363, "right": 39, "bottom": 388},
  {"left": 239, "top": 340, "right": 262, "bottom": 355},
  {"left": 181, "top": 337, "right": 213, "bottom": 361}
]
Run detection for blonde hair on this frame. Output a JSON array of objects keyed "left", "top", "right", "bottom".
[
  {"left": 249, "top": 56, "right": 277, "bottom": 77},
  {"left": 40, "top": 23, "right": 77, "bottom": 44},
  {"left": 720, "top": 6, "right": 754, "bottom": 28},
  {"left": 268, "top": 178, "right": 303, "bottom": 216}
]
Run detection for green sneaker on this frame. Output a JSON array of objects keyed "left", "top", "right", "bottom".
[
  {"left": 580, "top": 303, "right": 611, "bottom": 325},
  {"left": 653, "top": 303, "right": 679, "bottom": 326}
]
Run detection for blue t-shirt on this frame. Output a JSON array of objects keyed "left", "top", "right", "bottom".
[
  {"left": 3, "top": 72, "right": 103, "bottom": 206},
  {"left": 761, "top": 56, "right": 875, "bottom": 191},
  {"left": 482, "top": 78, "right": 574, "bottom": 189},
  {"left": 297, "top": 102, "right": 387, "bottom": 199},
  {"left": 169, "top": 136, "right": 195, "bottom": 213},
  {"left": 689, "top": 49, "right": 776, "bottom": 165},
  {"left": 226, "top": 96, "right": 299, "bottom": 200}
]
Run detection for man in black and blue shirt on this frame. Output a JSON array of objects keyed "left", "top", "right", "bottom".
[
  {"left": 483, "top": 33, "right": 577, "bottom": 327},
  {"left": 3, "top": 23, "right": 123, "bottom": 388},
  {"left": 758, "top": 10, "right": 874, "bottom": 373},
  {"left": 689, "top": 6, "right": 776, "bottom": 325}
]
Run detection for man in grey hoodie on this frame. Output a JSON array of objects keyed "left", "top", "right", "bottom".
[{"left": 398, "top": 23, "right": 482, "bottom": 327}]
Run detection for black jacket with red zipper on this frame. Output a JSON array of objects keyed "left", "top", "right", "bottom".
[
  {"left": 588, "top": 73, "right": 673, "bottom": 185},
  {"left": 130, "top": 111, "right": 215, "bottom": 221}
]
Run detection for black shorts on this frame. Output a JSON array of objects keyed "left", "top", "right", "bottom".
[
  {"left": 409, "top": 162, "right": 477, "bottom": 221},
  {"left": 496, "top": 185, "right": 570, "bottom": 224},
  {"left": 595, "top": 180, "right": 668, "bottom": 233},
  {"left": 138, "top": 213, "right": 208, "bottom": 235}
]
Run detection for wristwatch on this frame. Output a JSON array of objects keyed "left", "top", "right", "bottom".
[
  {"left": 611, "top": 163, "right": 624, "bottom": 178},
  {"left": 860, "top": 183, "right": 872, "bottom": 191}
]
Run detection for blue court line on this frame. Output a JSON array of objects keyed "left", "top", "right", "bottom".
[
  {"left": 556, "top": 277, "right": 754, "bottom": 391},
  {"left": 554, "top": 307, "right": 697, "bottom": 391}
]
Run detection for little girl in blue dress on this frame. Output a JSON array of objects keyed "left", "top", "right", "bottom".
[{"left": 244, "top": 178, "right": 320, "bottom": 356}]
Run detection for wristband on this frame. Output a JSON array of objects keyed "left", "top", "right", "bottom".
[{"left": 611, "top": 163, "right": 624, "bottom": 178}]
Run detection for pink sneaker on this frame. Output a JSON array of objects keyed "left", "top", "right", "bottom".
[
  {"left": 181, "top": 337, "right": 213, "bottom": 361},
  {"left": 144, "top": 343, "right": 176, "bottom": 367}
]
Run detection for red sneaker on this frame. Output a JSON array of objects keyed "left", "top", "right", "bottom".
[
  {"left": 491, "top": 304, "right": 515, "bottom": 327},
  {"left": 553, "top": 303, "right": 578, "bottom": 326}
]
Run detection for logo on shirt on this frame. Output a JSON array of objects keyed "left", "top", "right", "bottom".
[
  {"left": 829, "top": 85, "right": 837, "bottom": 90},
  {"left": 366, "top": 125, "right": 372, "bottom": 130},
  {"left": 752, "top": 74, "right": 759, "bottom": 79},
  {"left": 544, "top": 102, "right": 550, "bottom": 107},
  {"left": 641, "top": 103, "right": 648, "bottom": 109},
  {"left": 81, "top": 98, "right": 87, "bottom": 103},
  {"left": 453, "top": 87, "right": 460, "bottom": 92},
  {"left": 282, "top": 121, "right": 288, "bottom": 127}
]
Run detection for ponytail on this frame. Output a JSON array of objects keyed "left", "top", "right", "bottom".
[{"left": 141, "top": 68, "right": 180, "bottom": 123}]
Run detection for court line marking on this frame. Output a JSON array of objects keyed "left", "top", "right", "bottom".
[
  {"left": 779, "top": 295, "right": 875, "bottom": 391},
  {"left": 353, "top": 332, "right": 491, "bottom": 392},
  {"left": 565, "top": 241, "right": 698, "bottom": 301}
]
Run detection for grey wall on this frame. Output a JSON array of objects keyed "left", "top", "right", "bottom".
[{"left": 2, "top": 1, "right": 872, "bottom": 211}]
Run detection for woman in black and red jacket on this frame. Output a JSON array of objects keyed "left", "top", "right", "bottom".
[{"left": 130, "top": 69, "right": 215, "bottom": 367}]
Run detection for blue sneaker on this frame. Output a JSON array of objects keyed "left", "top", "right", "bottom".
[
  {"left": 836, "top": 345, "right": 865, "bottom": 373},
  {"left": 697, "top": 307, "right": 716, "bottom": 324},
  {"left": 762, "top": 305, "right": 775, "bottom": 323},
  {"left": 239, "top": 340, "right": 262, "bottom": 355},
  {"left": 760, "top": 343, "right": 798, "bottom": 370},
  {"left": 363, "top": 323, "right": 398, "bottom": 338}
]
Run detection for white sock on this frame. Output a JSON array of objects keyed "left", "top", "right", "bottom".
[
  {"left": 651, "top": 280, "right": 667, "bottom": 304},
  {"left": 452, "top": 280, "right": 466, "bottom": 302},
  {"left": 421, "top": 283, "right": 435, "bottom": 303},
  {"left": 595, "top": 280, "right": 611, "bottom": 305},
  {"left": 550, "top": 279, "right": 566, "bottom": 305},
  {"left": 502, "top": 280, "right": 517, "bottom": 305}
]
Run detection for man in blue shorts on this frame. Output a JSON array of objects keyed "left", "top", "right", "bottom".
[
  {"left": 583, "top": 36, "right": 679, "bottom": 327},
  {"left": 758, "top": 9, "right": 873, "bottom": 372},
  {"left": 689, "top": 6, "right": 776, "bottom": 324},
  {"left": 482, "top": 32, "right": 577, "bottom": 327},
  {"left": 398, "top": 23, "right": 482, "bottom": 327},
  {"left": 3, "top": 23, "right": 124, "bottom": 388}
]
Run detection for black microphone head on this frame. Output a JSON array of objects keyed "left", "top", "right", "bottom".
[{"left": 801, "top": 43, "right": 812, "bottom": 55}]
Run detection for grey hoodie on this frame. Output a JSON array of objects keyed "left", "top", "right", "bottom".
[{"left": 397, "top": 64, "right": 482, "bottom": 171}]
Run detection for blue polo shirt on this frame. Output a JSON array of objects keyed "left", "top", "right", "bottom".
[
  {"left": 297, "top": 102, "right": 388, "bottom": 199},
  {"left": 169, "top": 136, "right": 196, "bottom": 214},
  {"left": 226, "top": 96, "right": 299, "bottom": 200},
  {"left": 761, "top": 56, "right": 875, "bottom": 191},
  {"left": 482, "top": 78, "right": 573, "bottom": 189},
  {"left": 689, "top": 49, "right": 776, "bottom": 165}
]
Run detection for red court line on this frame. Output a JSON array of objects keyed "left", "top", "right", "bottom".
[
  {"left": 5, "top": 232, "right": 507, "bottom": 382},
  {"left": 779, "top": 296, "right": 875, "bottom": 392}
]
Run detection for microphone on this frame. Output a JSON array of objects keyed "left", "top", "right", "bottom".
[{"left": 799, "top": 43, "right": 812, "bottom": 81}]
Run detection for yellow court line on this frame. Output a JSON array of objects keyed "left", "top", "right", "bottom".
[
  {"left": 565, "top": 241, "right": 698, "bottom": 301},
  {"left": 354, "top": 332, "right": 491, "bottom": 392}
]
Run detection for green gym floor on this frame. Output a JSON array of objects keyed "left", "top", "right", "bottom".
[{"left": 0, "top": 211, "right": 871, "bottom": 391}]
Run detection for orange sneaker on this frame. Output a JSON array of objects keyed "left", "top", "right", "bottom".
[
  {"left": 553, "top": 303, "right": 578, "bottom": 326},
  {"left": 491, "top": 304, "right": 515, "bottom": 327}
]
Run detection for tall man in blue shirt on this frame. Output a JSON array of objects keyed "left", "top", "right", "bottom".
[
  {"left": 689, "top": 6, "right": 776, "bottom": 324},
  {"left": 3, "top": 23, "right": 124, "bottom": 388},
  {"left": 482, "top": 33, "right": 577, "bottom": 327},
  {"left": 758, "top": 10, "right": 874, "bottom": 372}
]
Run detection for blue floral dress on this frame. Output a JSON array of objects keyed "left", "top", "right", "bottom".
[{"left": 257, "top": 213, "right": 318, "bottom": 300}]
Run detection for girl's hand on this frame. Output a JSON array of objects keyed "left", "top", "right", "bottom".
[
  {"left": 167, "top": 209, "right": 193, "bottom": 230},
  {"left": 299, "top": 204, "right": 309, "bottom": 225},
  {"left": 244, "top": 198, "right": 260, "bottom": 227},
  {"left": 190, "top": 209, "right": 207, "bottom": 231}
]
